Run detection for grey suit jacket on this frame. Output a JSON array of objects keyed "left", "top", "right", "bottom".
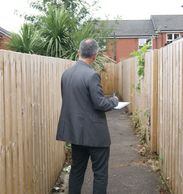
[{"left": 56, "top": 60, "right": 118, "bottom": 147}]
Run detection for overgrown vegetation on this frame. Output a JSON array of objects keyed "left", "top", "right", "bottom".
[
  {"left": 131, "top": 109, "right": 150, "bottom": 145},
  {"left": 131, "top": 43, "right": 151, "bottom": 91},
  {"left": 8, "top": 0, "right": 111, "bottom": 71},
  {"left": 64, "top": 143, "right": 72, "bottom": 166},
  {"left": 51, "top": 143, "right": 71, "bottom": 193},
  {"left": 131, "top": 109, "right": 170, "bottom": 193}
]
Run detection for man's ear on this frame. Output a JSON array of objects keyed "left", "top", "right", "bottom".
[
  {"left": 77, "top": 50, "right": 80, "bottom": 56},
  {"left": 92, "top": 54, "right": 97, "bottom": 61}
]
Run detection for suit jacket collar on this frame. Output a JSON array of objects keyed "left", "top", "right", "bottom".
[{"left": 77, "top": 60, "right": 93, "bottom": 69}]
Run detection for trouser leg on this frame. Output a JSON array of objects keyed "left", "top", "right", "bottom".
[
  {"left": 69, "top": 144, "right": 89, "bottom": 194},
  {"left": 89, "top": 147, "right": 110, "bottom": 194}
]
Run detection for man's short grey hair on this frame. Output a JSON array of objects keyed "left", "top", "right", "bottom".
[{"left": 79, "top": 39, "right": 99, "bottom": 58}]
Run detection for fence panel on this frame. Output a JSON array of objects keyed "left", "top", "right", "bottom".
[
  {"left": 158, "top": 40, "right": 183, "bottom": 194},
  {"left": 101, "top": 62, "right": 118, "bottom": 96},
  {"left": 120, "top": 58, "right": 133, "bottom": 110},
  {"left": 119, "top": 38, "right": 183, "bottom": 194},
  {"left": 118, "top": 51, "right": 154, "bottom": 144},
  {"left": 0, "top": 50, "right": 73, "bottom": 194},
  {"left": 0, "top": 50, "right": 116, "bottom": 193}
]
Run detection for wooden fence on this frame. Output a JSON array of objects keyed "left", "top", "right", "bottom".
[
  {"left": 118, "top": 51, "right": 156, "bottom": 144},
  {"left": 158, "top": 40, "right": 183, "bottom": 194},
  {"left": 0, "top": 49, "right": 116, "bottom": 194},
  {"left": 0, "top": 50, "right": 73, "bottom": 194},
  {"left": 118, "top": 38, "right": 183, "bottom": 194},
  {"left": 101, "top": 62, "right": 118, "bottom": 96}
]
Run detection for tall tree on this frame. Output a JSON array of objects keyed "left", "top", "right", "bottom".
[{"left": 25, "top": 0, "right": 96, "bottom": 23}]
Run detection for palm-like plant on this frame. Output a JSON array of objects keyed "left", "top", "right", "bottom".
[
  {"left": 64, "top": 21, "right": 97, "bottom": 60},
  {"left": 9, "top": 4, "right": 111, "bottom": 71},
  {"left": 39, "top": 6, "right": 77, "bottom": 57},
  {"left": 66, "top": 20, "right": 111, "bottom": 71},
  {"left": 64, "top": 20, "right": 109, "bottom": 58},
  {"left": 8, "top": 23, "right": 40, "bottom": 53}
]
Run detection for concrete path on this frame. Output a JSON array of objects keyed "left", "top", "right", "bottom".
[{"left": 81, "top": 110, "right": 163, "bottom": 194}]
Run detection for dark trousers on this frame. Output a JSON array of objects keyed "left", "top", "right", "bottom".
[{"left": 69, "top": 144, "right": 110, "bottom": 194}]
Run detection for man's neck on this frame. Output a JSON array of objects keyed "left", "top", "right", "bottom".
[{"left": 79, "top": 57, "right": 94, "bottom": 65}]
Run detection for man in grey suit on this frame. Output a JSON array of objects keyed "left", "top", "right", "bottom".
[{"left": 56, "top": 39, "right": 118, "bottom": 194}]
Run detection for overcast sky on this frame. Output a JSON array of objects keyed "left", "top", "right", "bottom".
[{"left": 0, "top": 0, "right": 183, "bottom": 32}]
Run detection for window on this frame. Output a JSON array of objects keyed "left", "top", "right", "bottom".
[
  {"left": 166, "top": 33, "right": 180, "bottom": 44},
  {"left": 138, "top": 38, "right": 152, "bottom": 49},
  {"left": 138, "top": 39, "right": 147, "bottom": 48}
]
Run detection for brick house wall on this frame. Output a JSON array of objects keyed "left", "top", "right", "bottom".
[
  {"left": 0, "top": 33, "right": 10, "bottom": 49},
  {"left": 152, "top": 33, "right": 166, "bottom": 49},
  {"left": 106, "top": 32, "right": 183, "bottom": 62},
  {"left": 152, "top": 32, "right": 183, "bottom": 49},
  {"left": 104, "top": 15, "right": 183, "bottom": 62},
  {"left": 106, "top": 38, "right": 138, "bottom": 62}
]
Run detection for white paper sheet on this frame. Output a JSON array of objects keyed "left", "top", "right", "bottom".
[{"left": 114, "top": 102, "right": 130, "bottom": 110}]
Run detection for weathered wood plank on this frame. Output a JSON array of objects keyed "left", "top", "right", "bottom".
[
  {"left": 0, "top": 51, "right": 6, "bottom": 194},
  {"left": 150, "top": 50, "right": 158, "bottom": 152}
]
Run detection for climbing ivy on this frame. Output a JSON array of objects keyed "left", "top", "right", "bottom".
[{"left": 131, "top": 43, "right": 151, "bottom": 91}]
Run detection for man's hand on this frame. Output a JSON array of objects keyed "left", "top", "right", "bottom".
[
  {"left": 112, "top": 92, "right": 119, "bottom": 102},
  {"left": 113, "top": 96, "right": 119, "bottom": 101},
  {"left": 109, "top": 94, "right": 119, "bottom": 107}
]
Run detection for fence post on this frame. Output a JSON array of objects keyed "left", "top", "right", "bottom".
[{"left": 150, "top": 50, "right": 158, "bottom": 152}]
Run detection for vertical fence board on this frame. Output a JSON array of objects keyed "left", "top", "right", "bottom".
[
  {"left": 168, "top": 44, "right": 173, "bottom": 189},
  {"left": 174, "top": 41, "right": 181, "bottom": 194},
  {"left": 40, "top": 56, "right": 45, "bottom": 194},
  {"left": 15, "top": 52, "right": 24, "bottom": 194},
  {"left": 130, "top": 58, "right": 135, "bottom": 113},
  {"left": 150, "top": 50, "right": 158, "bottom": 152},
  {"left": 164, "top": 46, "right": 168, "bottom": 182},
  {"left": 27, "top": 54, "right": 34, "bottom": 193},
  {"left": 0, "top": 51, "right": 6, "bottom": 194},
  {"left": 172, "top": 43, "right": 176, "bottom": 191},
  {"left": 4, "top": 51, "right": 13, "bottom": 194},
  {"left": 21, "top": 54, "right": 29, "bottom": 193},
  {"left": 45, "top": 58, "right": 49, "bottom": 192},
  {"left": 117, "top": 62, "right": 123, "bottom": 98},
  {"left": 179, "top": 40, "right": 183, "bottom": 194},
  {"left": 10, "top": 52, "right": 19, "bottom": 194},
  {"left": 158, "top": 48, "right": 163, "bottom": 167}
]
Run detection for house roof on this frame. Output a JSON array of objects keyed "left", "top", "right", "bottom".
[
  {"left": 101, "top": 15, "right": 183, "bottom": 38},
  {"left": 103, "top": 20, "right": 155, "bottom": 38},
  {"left": 151, "top": 15, "right": 183, "bottom": 32},
  {"left": 0, "top": 26, "right": 10, "bottom": 37}
]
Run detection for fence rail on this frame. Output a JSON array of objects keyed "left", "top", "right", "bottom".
[
  {"left": 118, "top": 38, "right": 183, "bottom": 194},
  {"left": 0, "top": 50, "right": 73, "bottom": 194}
]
